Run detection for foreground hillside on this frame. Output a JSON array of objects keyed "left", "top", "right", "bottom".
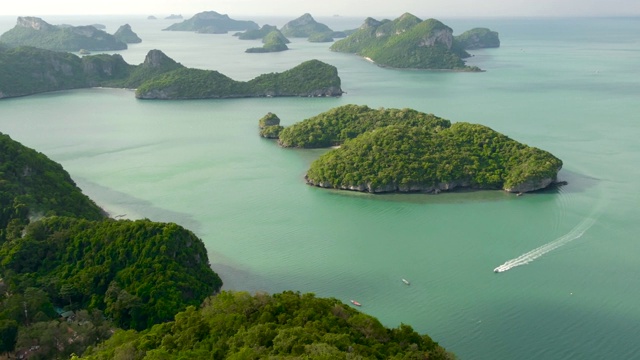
[
  {"left": 79, "top": 291, "right": 455, "bottom": 360},
  {"left": 0, "top": 132, "right": 453, "bottom": 359},
  {"left": 264, "top": 105, "right": 562, "bottom": 193},
  {"left": 330, "top": 13, "right": 499, "bottom": 70},
  {"left": 0, "top": 47, "right": 342, "bottom": 99}
]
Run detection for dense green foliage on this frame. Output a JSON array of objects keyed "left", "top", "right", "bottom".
[
  {"left": 80, "top": 290, "right": 455, "bottom": 360},
  {"left": 0, "top": 217, "right": 222, "bottom": 330},
  {"left": 259, "top": 112, "right": 283, "bottom": 138},
  {"left": 281, "top": 13, "right": 333, "bottom": 38},
  {"left": 163, "top": 11, "right": 258, "bottom": 33},
  {"left": 113, "top": 24, "right": 142, "bottom": 44},
  {"left": 136, "top": 59, "right": 342, "bottom": 99},
  {"left": 0, "top": 17, "right": 126, "bottom": 51},
  {"left": 245, "top": 30, "right": 289, "bottom": 53},
  {"left": 0, "top": 133, "right": 105, "bottom": 243},
  {"left": 278, "top": 104, "right": 450, "bottom": 148},
  {"left": 0, "top": 46, "right": 89, "bottom": 97},
  {"left": 455, "top": 28, "right": 500, "bottom": 50},
  {"left": 330, "top": 13, "right": 484, "bottom": 70},
  {"left": 304, "top": 122, "right": 562, "bottom": 193}
]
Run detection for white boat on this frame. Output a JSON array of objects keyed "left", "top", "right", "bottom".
[
  {"left": 350, "top": 299, "right": 361, "bottom": 306},
  {"left": 402, "top": 278, "right": 410, "bottom": 285}
]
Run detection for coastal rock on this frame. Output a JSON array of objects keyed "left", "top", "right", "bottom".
[{"left": 504, "top": 176, "right": 557, "bottom": 193}]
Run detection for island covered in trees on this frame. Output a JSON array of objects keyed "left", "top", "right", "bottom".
[
  {"left": 330, "top": 13, "right": 500, "bottom": 70},
  {"left": 163, "top": 11, "right": 259, "bottom": 34},
  {"left": 0, "top": 131, "right": 453, "bottom": 359},
  {"left": 0, "top": 47, "right": 343, "bottom": 99},
  {"left": 0, "top": 17, "right": 129, "bottom": 51},
  {"left": 261, "top": 105, "right": 562, "bottom": 193}
]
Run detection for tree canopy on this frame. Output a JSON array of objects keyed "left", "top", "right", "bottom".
[{"left": 80, "top": 290, "right": 455, "bottom": 360}]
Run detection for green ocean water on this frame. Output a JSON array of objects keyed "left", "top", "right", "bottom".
[{"left": 1, "top": 15, "right": 639, "bottom": 359}]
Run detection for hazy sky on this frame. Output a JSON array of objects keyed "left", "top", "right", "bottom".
[{"left": 3, "top": 0, "right": 640, "bottom": 18}]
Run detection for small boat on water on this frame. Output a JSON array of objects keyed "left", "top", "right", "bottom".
[
  {"left": 402, "top": 278, "right": 410, "bottom": 285},
  {"left": 350, "top": 299, "right": 361, "bottom": 306}
]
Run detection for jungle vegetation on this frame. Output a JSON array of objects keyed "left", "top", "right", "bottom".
[{"left": 79, "top": 291, "right": 455, "bottom": 360}]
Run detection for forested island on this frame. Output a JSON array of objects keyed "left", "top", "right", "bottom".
[
  {"left": 0, "top": 47, "right": 342, "bottom": 99},
  {"left": 163, "top": 11, "right": 259, "bottom": 34},
  {"left": 245, "top": 30, "right": 290, "bottom": 53},
  {"left": 0, "top": 132, "right": 453, "bottom": 359},
  {"left": 330, "top": 13, "right": 500, "bottom": 70},
  {"left": 262, "top": 105, "right": 562, "bottom": 193},
  {"left": 0, "top": 17, "right": 127, "bottom": 51}
]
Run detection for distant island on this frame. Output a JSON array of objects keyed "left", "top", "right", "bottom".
[
  {"left": 147, "top": 15, "right": 157, "bottom": 20},
  {"left": 263, "top": 105, "right": 562, "bottom": 193},
  {"left": 281, "top": 13, "right": 346, "bottom": 42},
  {"left": 165, "top": 14, "right": 183, "bottom": 20},
  {"left": 163, "top": 11, "right": 258, "bottom": 34},
  {"left": 113, "top": 24, "right": 142, "bottom": 44},
  {"left": 0, "top": 47, "right": 342, "bottom": 99},
  {"left": 0, "top": 17, "right": 127, "bottom": 51},
  {"left": 330, "top": 13, "right": 500, "bottom": 71},
  {"left": 245, "top": 30, "right": 290, "bottom": 53}
]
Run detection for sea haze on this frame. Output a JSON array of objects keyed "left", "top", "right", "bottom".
[{"left": 1, "top": 15, "right": 639, "bottom": 360}]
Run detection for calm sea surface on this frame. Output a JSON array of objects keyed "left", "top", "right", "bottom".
[{"left": 1, "top": 15, "right": 639, "bottom": 360}]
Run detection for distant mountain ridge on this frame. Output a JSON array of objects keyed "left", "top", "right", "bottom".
[
  {"left": 163, "top": 11, "right": 259, "bottom": 33},
  {"left": 0, "top": 16, "right": 127, "bottom": 51}
]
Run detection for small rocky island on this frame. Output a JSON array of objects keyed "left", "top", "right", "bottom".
[
  {"left": 163, "top": 11, "right": 258, "bottom": 33},
  {"left": 0, "top": 16, "right": 127, "bottom": 51},
  {"left": 113, "top": 24, "right": 142, "bottom": 44},
  {"left": 330, "top": 13, "right": 500, "bottom": 71},
  {"left": 245, "top": 30, "right": 290, "bottom": 53},
  {"left": 262, "top": 105, "right": 562, "bottom": 194}
]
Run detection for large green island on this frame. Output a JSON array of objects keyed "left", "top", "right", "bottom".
[
  {"left": 0, "top": 47, "right": 343, "bottom": 99},
  {"left": 330, "top": 13, "right": 500, "bottom": 71},
  {"left": 264, "top": 105, "right": 562, "bottom": 193},
  {"left": 0, "top": 132, "right": 454, "bottom": 359}
]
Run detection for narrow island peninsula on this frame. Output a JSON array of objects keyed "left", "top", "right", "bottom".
[
  {"left": 0, "top": 47, "right": 343, "bottom": 99},
  {"left": 260, "top": 105, "right": 562, "bottom": 193},
  {"left": 330, "top": 13, "right": 500, "bottom": 71}
]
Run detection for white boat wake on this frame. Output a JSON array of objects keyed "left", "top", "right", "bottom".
[{"left": 494, "top": 217, "right": 596, "bottom": 273}]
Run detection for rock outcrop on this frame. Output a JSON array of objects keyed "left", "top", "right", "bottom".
[{"left": 113, "top": 24, "right": 142, "bottom": 44}]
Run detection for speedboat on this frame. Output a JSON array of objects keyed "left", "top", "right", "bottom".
[
  {"left": 494, "top": 267, "right": 504, "bottom": 273},
  {"left": 402, "top": 278, "right": 410, "bottom": 285},
  {"left": 350, "top": 299, "right": 361, "bottom": 306}
]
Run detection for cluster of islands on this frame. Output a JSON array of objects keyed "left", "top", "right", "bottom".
[{"left": 0, "top": 9, "right": 560, "bottom": 360}]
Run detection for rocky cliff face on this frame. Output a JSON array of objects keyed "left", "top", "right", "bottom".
[
  {"left": 16, "top": 16, "right": 55, "bottom": 31},
  {"left": 419, "top": 28, "right": 453, "bottom": 49}
]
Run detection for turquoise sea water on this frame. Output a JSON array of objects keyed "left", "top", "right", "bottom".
[{"left": 1, "top": 15, "right": 639, "bottom": 359}]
